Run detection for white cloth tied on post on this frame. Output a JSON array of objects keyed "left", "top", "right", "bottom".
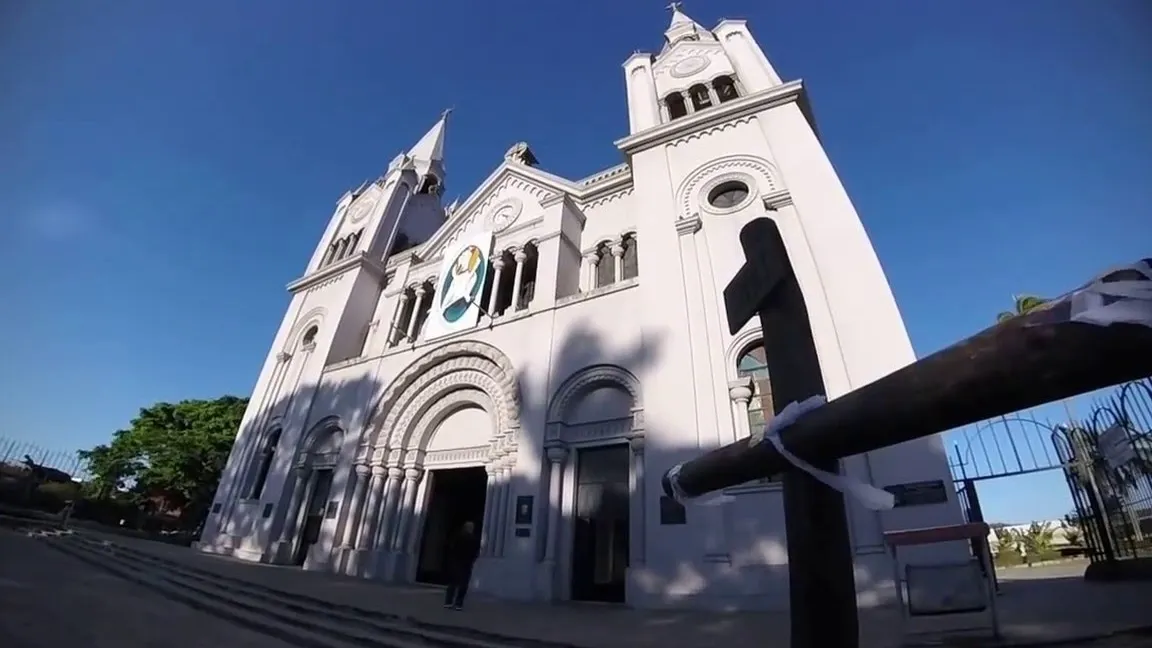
[
  {"left": 1062, "top": 259, "right": 1152, "bottom": 329},
  {"left": 755, "top": 395, "right": 896, "bottom": 511},
  {"left": 667, "top": 395, "right": 896, "bottom": 511}
]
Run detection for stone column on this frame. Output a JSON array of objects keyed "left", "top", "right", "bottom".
[
  {"left": 374, "top": 468, "right": 404, "bottom": 549},
  {"left": 390, "top": 468, "right": 423, "bottom": 552},
  {"left": 510, "top": 249, "right": 528, "bottom": 312},
  {"left": 390, "top": 292, "right": 410, "bottom": 347},
  {"left": 487, "top": 256, "right": 506, "bottom": 316},
  {"left": 611, "top": 241, "right": 626, "bottom": 283},
  {"left": 487, "top": 466, "right": 506, "bottom": 557},
  {"left": 405, "top": 285, "right": 425, "bottom": 342},
  {"left": 629, "top": 436, "right": 646, "bottom": 566},
  {"left": 340, "top": 465, "right": 371, "bottom": 548},
  {"left": 584, "top": 252, "right": 599, "bottom": 291},
  {"left": 480, "top": 464, "right": 498, "bottom": 556},
  {"left": 272, "top": 465, "right": 310, "bottom": 562},
  {"left": 707, "top": 84, "right": 720, "bottom": 107},
  {"left": 356, "top": 466, "right": 387, "bottom": 550},
  {"left": 543, "top": 444, "right": 568, "bottom": 563},
  {"left": 350, "top": 466, "right": 387, "bottom": 576},
  {"left": 728, "top": 379, "right": 754, "bottom": 443}
]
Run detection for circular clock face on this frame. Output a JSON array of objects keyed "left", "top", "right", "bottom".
[
  {"left": 485, "top": 198, "right": 523, "bottom": 232},
  {"left": 347, "top": 197, "right": 376, "bottom": 224},
  {"left": 671, "top": 55, "right": 709, "bottom": 78}
]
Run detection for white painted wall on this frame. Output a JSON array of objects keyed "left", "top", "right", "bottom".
[{"left": 198, "top": 7, "right": 967, "bottom": 612}]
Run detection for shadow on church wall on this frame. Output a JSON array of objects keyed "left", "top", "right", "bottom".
[{"left": 204, "top": 321, "right": 911, "bottom": 640}]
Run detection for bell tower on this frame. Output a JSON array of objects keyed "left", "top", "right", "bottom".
[{"left": 623, "top": 4, "right": 785, "bottom": 135}]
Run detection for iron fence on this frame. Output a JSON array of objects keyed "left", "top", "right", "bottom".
[
  {"left": 0, "top": 437, "right": 89, "bottom": 481},
  {"left": 944, "top": 376, "right": 1152, "bottom": 566},
  {"left": 1055, "top": 378, "right": 1152, "bottom": 563}
]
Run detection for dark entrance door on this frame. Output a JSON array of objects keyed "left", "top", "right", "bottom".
[
  {"left": 415, "top": 466, "right": 488, "bottom": 584},
  {"left": 571, "top": 445, "right": 630, "bottom": 603},
  {"left": 294, "top": 469, "right": 333, "bottom": 566}
]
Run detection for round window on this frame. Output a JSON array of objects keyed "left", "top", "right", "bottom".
[{"left": 707, "top": 181, "right": 750, "bottom": 209}]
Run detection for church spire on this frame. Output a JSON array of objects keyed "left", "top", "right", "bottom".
[
  {"left": 664, "top": 2, "right": 710, "bottom": 46},
  {"left": 407, "top": 109, "right": 451, "bottom": 196},
  {"left": 408, "top": 108, "right": 450, "bottom": 164}
]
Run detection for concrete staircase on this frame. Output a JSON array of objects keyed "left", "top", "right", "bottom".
[{"left": 23, "top": 526, "right": 569, "bottom": 648}]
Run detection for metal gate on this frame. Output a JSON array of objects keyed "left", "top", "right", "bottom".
[{"left": 948, "top": 377, "right": 1152, "bottom": 567}]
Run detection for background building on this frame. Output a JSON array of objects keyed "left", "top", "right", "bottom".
[{"left": 197, "top": 6, "right": 967, "bottom": 611}]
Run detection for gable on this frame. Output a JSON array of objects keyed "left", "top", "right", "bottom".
[
  {"left": 418, "top": 164, "right": 574, "bottom": 262},
  {"left": 652, "top": 41, "right": 735, "bottom": 96}
]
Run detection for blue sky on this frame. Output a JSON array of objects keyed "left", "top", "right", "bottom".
[{"left": 1, "top": 1, "right": 1148, "bottom": 523}]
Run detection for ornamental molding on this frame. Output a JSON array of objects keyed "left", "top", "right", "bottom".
[
  {"left": 425, "top": 445, "right": 490, "bottom": 467},
  {"left": 368, "top": 340, "right": 519, "bottom": 448},
  {"left": 546, "top": 364, "right": 643, "bottom": 424},
  {"left": 676, "top": 154, "right": 781, "bottom": 219},
  {"left": 392, "top": 376, "right": 501, "bottom": 451},
  {"left": 580, "top": 186, "right": 633, "bottom": 211},
  {"left": 283, "top": 307, "right": 327, "bottom": 354},
  {"left": 669, "top": 115, "right": 755, "bottom": 148},
  {"left": 675, "top": 214, "right": 702, "bottom": 236}
]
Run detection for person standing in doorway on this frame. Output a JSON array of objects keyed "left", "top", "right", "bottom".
[{"left": 443, "top": 521, "right": 480, "bottom": 610}]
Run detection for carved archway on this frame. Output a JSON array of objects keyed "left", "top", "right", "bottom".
[
  {"left": 365, "top": 341, "right": 520, "bottom": 467},
  {"left": 295, "top": 416, "right": 345, "bottom": 469},
  {"left": 545, "top": 364, "right": 644, "bottom": 442}
]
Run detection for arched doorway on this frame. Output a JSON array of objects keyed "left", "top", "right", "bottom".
[
  {"left": 414, "top": 403, "right": 494, "bottom": 584},
  {"left": 544, "top": 365, "right": 644, "bottom": 604},
  {"left": 287, "top": 422, "right": 343, "bottom": 568}
]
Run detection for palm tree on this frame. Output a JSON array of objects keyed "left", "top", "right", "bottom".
[{"left": 997, "top": 294, "right": 1050, "bottom": 322}]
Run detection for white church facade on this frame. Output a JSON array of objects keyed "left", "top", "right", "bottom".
[{"left": 198, "top": 7, "right": 966, "bottom": 611}]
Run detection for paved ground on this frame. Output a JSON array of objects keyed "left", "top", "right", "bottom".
[
  {"left": 0, "top": 530, "right": 294, "bottom": 648},
  {"left": 88, "top": 532, "right": 1152, "bottom": 648}
]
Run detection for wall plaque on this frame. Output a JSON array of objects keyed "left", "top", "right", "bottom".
[
  {"left": 515, "top": 496, "right": 533, "bottom": 525},
  {"left": 884, "top": 480, "right": 949, "bottom": 508},
  {"left": 262, "top": 503, "right": 274, "bottom": 519},
  {"left": 211, "top": 503, "right": 222, "bottom": 514},
  {"left": 659, "top": 496, "right": 687, "bottom": 525},
  {"left": 325, "top": 500, "right": 339, "bottom": 519},
  {"left": 514, "top": 527, "right": 531, "bottom": 538}
]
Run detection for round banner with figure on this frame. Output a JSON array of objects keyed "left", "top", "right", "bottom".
[{"left": 439, "top": 243, "right": 488, "bottom": 324}]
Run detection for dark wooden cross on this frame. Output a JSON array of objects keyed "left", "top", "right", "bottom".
[{"left": 723, "top": 218, "right": 859, "bottom": 648}]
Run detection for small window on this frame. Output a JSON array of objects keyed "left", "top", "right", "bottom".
[
  {"left": 302, "top": 326, "right": 319, "bottom": 347},
  {"left": 707, "top": 181, "right": 750, "bottom": 209},
  {"left": 665, "top": 93, "right": 688, "bottom": 120},
  {"left": 689, "top": 84, "right": 712, "bottom": 111},
  {"left": 621, "top": 235, "right": 639, "bottom": 280},
  {"left": 595, "top": 243, "right": 615, "bottom": 288},
  {"left": 737, "top": 342, "right": 778, "bottom": 482},
  {"left": 714, "top": 76, "right": 739, "bottom": 103}
]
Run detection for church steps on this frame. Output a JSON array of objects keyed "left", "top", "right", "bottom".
[
  {"left": 45, "top": 532, "right": 550, "bottom": 648},
  {"left": 35, "top": 532, "right": 367, "bottom": 648},
  {"left": 65, "top": 534, "right": 570, "bottom": 648}
]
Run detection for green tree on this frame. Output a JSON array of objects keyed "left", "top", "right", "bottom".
[
  {"left": 1061, "top": 514, "right": 1084, "bottom": 546},
  {"left": 996, "top": 294, "right": 1050, "bottom": 322},
  {"left": 77, "top": 432, "right": 142, "bottom": 499},
  {"left": 1020, "top": 521, "right": 1056, "bottom": 556},
  {"left": 79, "top": 396, "right": 247, "bottom": 529}
]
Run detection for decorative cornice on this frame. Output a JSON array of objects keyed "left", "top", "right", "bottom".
[
  {"left": 762, "top": 189, "right": 794, "bottom": 211},
  {"left": 675, "top": 215, "right": 702, "bottom": 236},
  {"left": 614, "top": 80, "right": 805, "bottom": 155},
  {"left": 287, "top": 252, "right": 387, "bottom": 294}
]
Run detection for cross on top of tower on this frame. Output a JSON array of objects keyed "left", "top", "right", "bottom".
[
  {"left": 666, "top": 2, "right": 683, "bottom": 12},
  {"left": 440, "top": 107, "right": 454, "bottom": 121}
]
